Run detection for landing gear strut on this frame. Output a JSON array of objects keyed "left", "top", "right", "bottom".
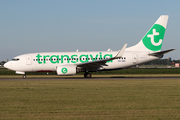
[
  {"left": 84, "top": 72, "right": 91, "bottom": 78},
  {"left": 23, "top": 74, "right": 26, "bottom": 79}
]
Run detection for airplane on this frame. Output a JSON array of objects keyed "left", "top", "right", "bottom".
[{"left": 4, "top": 15, "right": 174, "bottom": 78}]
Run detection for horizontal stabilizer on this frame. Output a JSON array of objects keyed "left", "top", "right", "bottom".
[{"left": 149, "top": 49, "right": 175, "bottom": 56}]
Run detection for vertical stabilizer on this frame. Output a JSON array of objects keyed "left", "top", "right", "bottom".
[{"left": 126, "top": 15, "right": 169, "bottom": 52}]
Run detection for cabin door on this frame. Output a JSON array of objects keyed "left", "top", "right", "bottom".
[
  {"left": 26, "top": 56, "right": 32, "bottom": 65},
  {"left": 132, "top": 54, "right": 138, "bottom": 64}
]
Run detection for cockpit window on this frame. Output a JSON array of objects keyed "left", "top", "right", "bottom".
[{"left": 12, "top": 58, "right": 20, "bottom": 61}]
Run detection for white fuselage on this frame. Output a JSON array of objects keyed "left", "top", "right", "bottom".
[{"left": 4, "top": 50, "right": 158, "bottom": 73}]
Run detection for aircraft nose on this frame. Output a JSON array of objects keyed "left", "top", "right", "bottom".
[{"left": 4, "top": 62, "right": 11, "bottom": 69}]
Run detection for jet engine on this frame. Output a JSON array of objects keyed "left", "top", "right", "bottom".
[{"left": 56, "top": 65, "right": 77, "bottom": 75}]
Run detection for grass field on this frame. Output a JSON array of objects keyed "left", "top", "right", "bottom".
[{"left": 0, "top": 79, "right": 180, "bottom": 120}]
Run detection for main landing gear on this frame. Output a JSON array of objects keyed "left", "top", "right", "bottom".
[
  {"left": 23, "top": 74, "right": 26, "bottom": 79},
  {"left": 84, "top": 72, "right": 91, "bottom": 78}
]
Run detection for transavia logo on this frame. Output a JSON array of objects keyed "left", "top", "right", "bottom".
[
  {"left": 61, "top": 67, "right": 68, "bottom": 74},
  {"left": 142, "top": 24, "right": 165, "bottom": 51},
  {"left": 36, "top": 52, "right": 113, "bottom": 64}
]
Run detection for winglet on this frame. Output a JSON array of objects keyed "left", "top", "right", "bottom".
[{"left": 115, "top": 44, "right": 127, "bottom": 58}]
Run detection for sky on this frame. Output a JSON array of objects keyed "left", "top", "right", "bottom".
[{"left": 0, "top": 0, "right": 180, "bottom": 61}]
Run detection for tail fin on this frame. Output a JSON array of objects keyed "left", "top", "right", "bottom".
[{"left": 126, "top": 15, "right": 169, "bottom": 52}]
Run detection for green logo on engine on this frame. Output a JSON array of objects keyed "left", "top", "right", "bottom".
[
  {"left": 61, "top": 67, "right": 68, "bottom": 74},
  {"left": 142, "top": 24, "right": 165, "bottom": 51}
]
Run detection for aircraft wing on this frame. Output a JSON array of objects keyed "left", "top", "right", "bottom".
[{"left": 76, "top": 44, "right": 127, "bottom": 71}]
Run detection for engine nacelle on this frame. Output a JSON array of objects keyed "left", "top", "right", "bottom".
[{"left": 56, "top": 65, "right": 77, "bottom": 76}]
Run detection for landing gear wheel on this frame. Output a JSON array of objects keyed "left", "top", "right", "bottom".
[
  {"left": 23, "top": 74, "right": 26, "bottom": 79},
  {"left": 84, "top": 72, "right": 91, "bottom": 78}
]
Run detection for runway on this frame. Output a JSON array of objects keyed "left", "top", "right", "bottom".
[{"left": 1, "top": 77, "right": 180, "bottom": 81}]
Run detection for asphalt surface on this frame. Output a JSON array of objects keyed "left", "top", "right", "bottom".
[{"left": 1, "top": 77, "right": 180, "bottom": 81}]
